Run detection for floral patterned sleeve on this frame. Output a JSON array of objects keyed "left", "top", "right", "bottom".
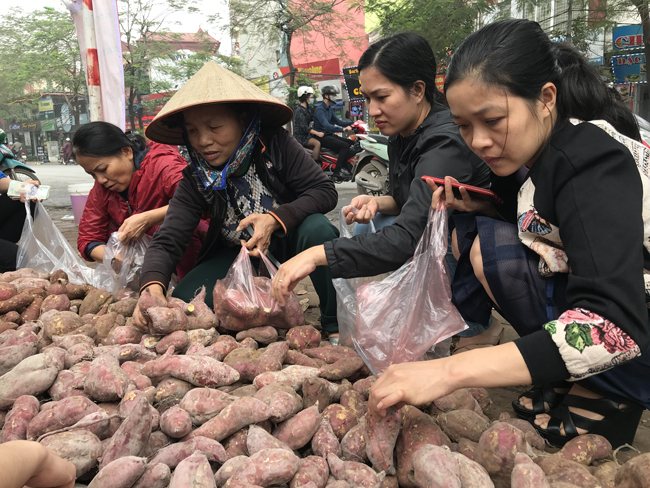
[{"left": 544, "top": 309, "right": 641, "bottom": 381}]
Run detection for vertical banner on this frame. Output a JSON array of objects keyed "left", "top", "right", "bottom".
[{"left": 65, "top": 0, "right": 125, "bottom": 129}]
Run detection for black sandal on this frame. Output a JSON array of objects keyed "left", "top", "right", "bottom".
[
  {"left": 533, "top": 394, "right": 644, "bottom": 448},
  {"left": 512, "top": 381, "right": 570, "bottom": 420}
]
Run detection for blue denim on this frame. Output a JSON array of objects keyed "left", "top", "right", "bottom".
[{"left": 353, "top": 212, "right": 397, "bottom": 235}]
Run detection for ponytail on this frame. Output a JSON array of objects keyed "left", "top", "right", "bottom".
[
  {"left": 73, "top": 121, "right": 148, "bottom": 158},
  {"left": 445, "top": 19, "right": 640, "bottom": 140}
]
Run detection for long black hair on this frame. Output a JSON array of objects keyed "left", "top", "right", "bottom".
[
  {"left": 73, "top": 121, "right": 147, "bottom": 158},
  {"left": 358, "top": 33, "right": 446, "bottom": 106},
  {"left": 444, "top": 19, "right": 640, "bottom": 140}
]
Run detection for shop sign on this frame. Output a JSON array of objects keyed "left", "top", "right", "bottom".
[
  {"left": 41, "top": 120, "right": 56, "bottom": 132},
  {"left": 279, "top": 58, "right": 341, "bottom": 82},
  {"left": 39, "top": 111, "right": 55, "bottom": 122},
  {"left": 612, "top": 52, "right": 646, "bottom": 83},
  {"left": 343, "top": 67, "right": 362, "bottom": 100},
  {"left": 613, "top": 25, "right": 644, "bottom": 51},
  {"left": 38, "top": 98, "right": 54, "bottom": 112},
  {"left": 435, "top": 75, "right": 446, "bottom": 91}
]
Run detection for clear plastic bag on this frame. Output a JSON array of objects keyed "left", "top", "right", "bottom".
[
  {"left": 354, "top": 203, "right": 467, "bottom": 374},
  {"left": 101, "top": 231, "right": 151, "bottom": 295},
  {"left": 213, "top": 245, "right": 305, "bottom": 331}
]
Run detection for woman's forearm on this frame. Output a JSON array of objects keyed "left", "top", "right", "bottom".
[
  {"left": 89, "top": 245, "right": 106, "bottom": 263},
  {"left": 375, "top": 195, "right": 400, "bottom": 215},
  {"left": 0, "top": 441, "right": 47, "bottom": 488},
  {"left": 0, "top": 178, "right": 9, "bottom": 193},
  {"left": 143, "top": 205, "right": 169, "bottom": 228}
]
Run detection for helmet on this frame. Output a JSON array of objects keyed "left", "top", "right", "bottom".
[
  {"left": 297, "top": 86, "right": 314, "bottom": 98},
  {"left": 66, "top": 137, "right": 70, "bottom": 141},
  {"left": 321, "top": 85, "right": 340, "bottom": 97},
  {"left": 0, "top": 129, "right": 5, "bottom": 145}
]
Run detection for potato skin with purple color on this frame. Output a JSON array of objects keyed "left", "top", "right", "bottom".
[
  {"left": 322, "top": 403, "right": 358, "bottom": 440},
  {"left": 273, "top": 404, "right": 322, "bottom": 450},
  {"left": 1, "top": 395, "right": 40, "bottom": 442},
  {"left": 160, "top": 405, "right": 193, "bottom": 439},
  {"left": 170, "top": 450, "right": 216, "bottom": 488},
  {"left": 438, "top": 409, "right": 490, "bottom": 443},
  {"left": 363, "top": 407, "right": 401, "bottom": 475},
  {"left": 188, "top": 396, "right": 271, "bottom": 442},
  {"left": 228, "top": 448, "right": 301, "bottom": 487},
  {"left": 150, "top": 435, "right": 228, "bottom": 468},
  {"left": 312, "top": 419, "right": 341, "bottom": 458},
  {"left": 286, "top": 325, "right": 322, "bottom": 351},
  {"left": 100, "top": 395, "right": 152, "bottom": 469},
  {"left": 179, "top": 387, "right": 236, "bottom": 425},
  {"left": 290, "top": 456, "right": 330, "bottom": 488}
]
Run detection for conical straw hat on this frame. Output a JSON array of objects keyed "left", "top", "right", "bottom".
[{"left": 146, "top": 62, "right": 293, "bottom": 145}]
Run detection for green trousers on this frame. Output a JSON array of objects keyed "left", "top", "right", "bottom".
[{"left": 172, "top": 214, "right": 340, "bottom": 332}]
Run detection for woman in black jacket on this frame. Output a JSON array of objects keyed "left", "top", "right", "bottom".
[
  {"left": 368, "top": 20, "right": 650, "bottom": 449},
  {"left": 272, "top": 33, "right": 496, "bottom": 345},
  {"left": 132, "top": 62, "right": 340, "bottom": 333},
  {"left": 293, "top": 86, "right": 324, "bottom": 160}
]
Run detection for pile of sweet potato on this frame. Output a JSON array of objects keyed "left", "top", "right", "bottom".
[{"left": 0, "top": 267, "right": 648, "bottom": 488}]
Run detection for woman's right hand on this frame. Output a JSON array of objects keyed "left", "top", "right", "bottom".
[
  {"left": 344, "top": 195, "right": 378, "bottom": 225},
  {"left": 426, "top": 176, "right": 494, "bottom": 215},
  {"left": 132, "top": 284, "right": 167, "bottom": 331}
]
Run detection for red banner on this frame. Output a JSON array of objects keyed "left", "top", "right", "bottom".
[{"left": 279, "top": 58, "right": 341, "bottom": 81}]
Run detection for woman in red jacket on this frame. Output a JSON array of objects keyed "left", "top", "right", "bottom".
[{"left": 74, "top": 121, "right": 204, "bottom": 280}]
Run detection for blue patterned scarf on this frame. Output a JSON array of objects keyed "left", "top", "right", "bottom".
[{"left": 184, "top": 111, "right": 261, "bottom": 191}]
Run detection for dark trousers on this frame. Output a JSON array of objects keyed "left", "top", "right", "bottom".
[
  {"left": 0, "top": 193, "right": 28, "bottom": 272},
  {"left": 172, "top": 214, "right": 341, "bottom": 332},
  {"left": 315, "top": 134, "right": 354, "bottom": 171}
]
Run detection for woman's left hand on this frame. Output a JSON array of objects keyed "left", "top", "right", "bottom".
[
  {"left": 19, "top": 180, "right": 41, "bottom": 203},
  {"left": 118, "top": 212, "right": 152, "bottom": 244},
  {"left": 237, "top": 213, "right": 281, "bottom": 257},
  {"left": 271, "top": 246, "right": 326, "bottom": 305}
]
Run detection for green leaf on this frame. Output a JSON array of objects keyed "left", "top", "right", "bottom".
[
  {"left": 544, "top": 321, "right": 557, "bottom": 336},
  {"left": 565, "top": 322, "right": 594, "bottom": 353}
]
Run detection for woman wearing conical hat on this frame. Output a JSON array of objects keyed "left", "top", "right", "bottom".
[{"left": 132, "top": 62, "right": 339, "bottom": 334}]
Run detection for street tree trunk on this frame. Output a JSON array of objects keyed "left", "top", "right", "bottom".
[
  {"left": 286, "top": 30, "right": 295, "bottom": 87},
  {"left": 631, "top": 0, "right": 650, "bottom": 69}
]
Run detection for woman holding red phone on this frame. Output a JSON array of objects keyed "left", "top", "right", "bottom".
[
  {"left": 272, "top": 33, "right": 494, "bottom": 343},
  {"left": 369, "top": 19, "right": 650, "bottom": 449}
]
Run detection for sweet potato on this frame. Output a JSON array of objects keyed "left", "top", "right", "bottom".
[
  {"left": 0, "top": 339, "right": 38, "bottom": 376},
  {"left": 83, "top": 355, "right": 130, "bottom": 402},
  {"left": 322, "top": 404, "right": 358, "bottom": 440},
  {"left": 192, "top": 336, "right": 240, "bottom": 361},
  {"left": 286, "top": 325, "right": 322, "bottom": 351},
  {"left": 103, "top": 326, "right": 144, "bottom": 346},
  {"left": 438, "top": 409, "right": 490, "bottom": 443},
  {"left": 0, "top": 293, "right": 34, "bottom": 314},
  {"left": 46, "top": 281, "right": 68, "bottom": 296},
  {"left": 253, "top": 365, "right": 320, "bottom": 390},
  {"left": 0, "top": 282, "right": 17, "bottom": 301},
  {"left": 49, "top": 269, "right": 69, "bottom": 283},
  {"left": 291, "top": 456, "right": 330, "bottom": 488},
  {"left": 556, "top": 434, "right": 612, "bottom": 465},
  {"left": 254, "top": 383, "right": 302, "bottom": 423},
  {"left": 188, "top": 327, "right": 217, "bottom": 346},
  {"left": 614, "top": 453, "right": 650, "bottom": 488},
  {"left": 247, "top": 424, "right": 293, "bottom": 454},
  {"left": 536, "top": 456, "right": 601, "bottom": 488},
  {"left": 225, "top": 347, "right": 263, "bottom": 382},
  {"left": 142, "top": 346, "right": 240, "bottom": 387},
  {"left": 79, "top": 288, "right": 114, "bottom": 316},
  {"left": 318, "top": 356, "right": 364, "bottom": 381},
  {"left": 64, "top": 342, "right": 94, "bottom": 369},
  {"left": 87, "top": 456, "right": 147, "bottom": 488},
  {"left": 228, "top": 448, "right": 301, "bottom": 487},
  {"left": 363, "top": 407, "right": 402, "bottom": 475},
  {"left": 0, "top": 320, "right": 19, "bottom": 334},
  {"left": 411, "top": 444, "right": 461, "bottom": 488},
  {"left": 155, "top": 377, "right": 194, "bottom": 408},
  {"left": 395, "top": 406, "right": 451, "bottom": 488},
  {"left": 150, "top": 435, "right": 227, "bottom": 467},
  {"left": 341, "top": 422, "right": 368, "bottom": 463},
  {"left": 155, "top": 330, "right": 190, "bottom": 354},
  {"left": 272, "top": 403, "right": 321, "bottom": 449},
  {"left": 39, "top": 428, "right": 103, "bottom": 477},
  {"left": 239, "top": 337, "right": 259, "bottom": 349},
  {"left": 11, "top": 277, "right": 50, "bottom": 291},
  {"left": 0, "top": 268, "right": 39, "bottom": 282},
  {"left": 119, "top": 390, "right": 155, "bottom": 419},
  {"left": 303, "top": 377, "right": 332, "bottom": 412},
  {"left": 42, "top": 310, "right": 85, "bottom": 340},
  {"left": 49, "top": 368, "right": 88, "bottom": 401},
  {"left": 188, "top": 396, "right": 271, "bottom": 442},
  {"left": 592, "top": 461, "right": 617, "bottom": 488},
  {"left": 110, "top": 297, "right": 138, "bottom": 317},
  {"left": 216, "top": 456, "right": 251, "bottom": 487},
  {"left": 327, "top": 453, "right": 384, "bottom": 488},
  {"left": 252, "top": 340, "right": 285, "bottom": 371},
  {"left": 1, "top": 395, "right": 40, "bottom": 442},
  {"left": 352, "top": 376, "right": 377, "bottom": 399},
  {"left": 41, "top": 293, "right": 70, "bottom": 313},
  {"left": 237, "top": 326, "right": 278, "bottom": 344},
  {"left": 224, "top": 429, "right": 249, "bottom": 459},
  {"left": 304, "top": 346, "right": 358, "bottom": 364},
  {"left": 469, "top": 387, "right": 492, "bottom": 412},
  {"left": 19, "top": 295, "right": 42, "bottom": 323},
  {"left": 185, "top": 286, "right": 218, "bottom": 329},
  {"left": 142, "top": 430, "right": 171, "bottom": 457},
  {"left": 458, "top": 438, "right": 478, "bottom": 461},
  {"left": 340, "top": 390, "right": 367, "bottom": 421},
  {"left": 231, "top": 384, "right": 259, "bottom": 398},
  {"left": 286, "top": 349, "right": 321, "bottom": 368},
  {"left": 511, "top": 452, "right": 549, "bottom": 488},
  {"left": 0, "top": 352, "right": 62, "bottom": 409},
  {"left": 100, "top": 395, "right": 152, "bottom": 469},
  {"left": 27, "top": 395, "right": 98, "bottom": 440},
  {"left": 429, "top": 388, "right": 481, "bottom": 415},
  {"left": 147, "top": 306, "right": 188, "bottom": 335},
  {"left": 92, "top": 312, "right": 123, "bottom": 341},
  {"left": 500, "top": 418, "right": 546, "bottom": 451},
  {"left": 474, "top": 422, "right": 529, "bottom": 487},
  {"left": 313, "top": 419, "right": 342, "bottom": 458},
  {"left": 132, "top": 462, "right": 171, "bottom": 488},
  {"left": 160, "top": 405, "right": 193, "bottom": 439},
  {"left": 52, "top": 333, "right": 95, "bottom": 350},
  {"left": 179, "top": 387, "right": 237, "bottom": 425},
  {"left": 170, "top": 450, "right": 216, "bottom": 488}
]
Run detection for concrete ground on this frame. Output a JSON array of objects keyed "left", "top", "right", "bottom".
[{"left": 37, "top": 164, "right": 649, "bottom": 455}]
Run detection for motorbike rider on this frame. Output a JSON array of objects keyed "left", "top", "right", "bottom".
[
  {"left": 10, "top": 139, "right": 22, "bottom": 159},
  {"left": 62, "top": 138, "right": 73, "bottom": 164},
  {"left": 313, "top": 85, "right": 355, "bottom": 177},
  {"left": 293, "top": 86, "right": 324, "bottom": 161}
]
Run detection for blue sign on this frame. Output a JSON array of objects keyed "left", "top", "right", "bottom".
[
  {"left": 612, "top": 52, "right": 646, "bottom": 84},
  {"left": 613, "top": 25, "right": 644, "bottom": 51},
  {"left": 589, "top": 56, "right": 603, "bottom": 66}
]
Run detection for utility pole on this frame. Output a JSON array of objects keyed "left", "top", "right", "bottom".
[{"left": 566, "top": 0, "right": 573, "bottom": 44}]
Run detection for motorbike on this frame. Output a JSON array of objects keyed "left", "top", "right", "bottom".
[
  {"left": 0, "top": 144, "right": 40, "bottom": 183},
  {"left": 354, "top": 132, "right": 389, "bottom": 196}
]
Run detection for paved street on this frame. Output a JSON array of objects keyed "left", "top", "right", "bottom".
[{"left": 31, "top": 162, "right": 95, "bottom": 209}]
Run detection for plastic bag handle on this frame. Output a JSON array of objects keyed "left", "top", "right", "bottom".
[{"left": 339, "top": 206, "right": 376, "bottom": 238}]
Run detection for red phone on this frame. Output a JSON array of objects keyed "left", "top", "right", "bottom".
[{"left": 422, "top": 176, "right": 503, "bottom": 204}]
